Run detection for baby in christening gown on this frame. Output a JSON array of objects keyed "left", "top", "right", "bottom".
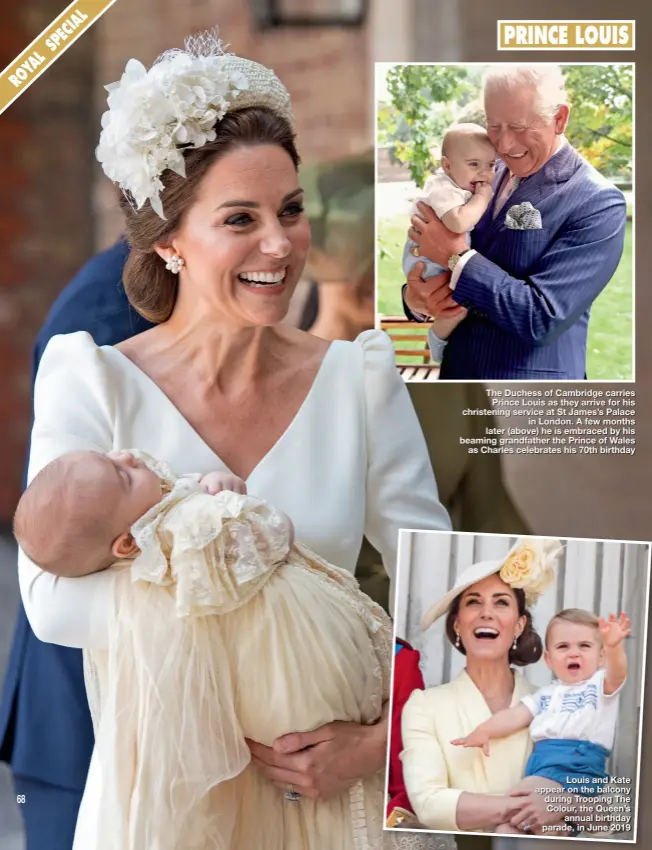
[{"left": 14, "top": 449, "right": 392, "bottom": 850}]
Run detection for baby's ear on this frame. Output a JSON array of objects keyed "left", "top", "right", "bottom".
[{"left": 111, "top": 532, "right": 139, "bottom": 559}]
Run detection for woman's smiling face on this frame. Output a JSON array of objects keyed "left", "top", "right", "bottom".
[
  {"left": 454, "top": 573, "right": 526, "bottom": 662},
  {"left": 159, "top": 143, "right": 311, "bottom": 328}
]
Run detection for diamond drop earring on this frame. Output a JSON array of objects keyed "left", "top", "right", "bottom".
[{"left": 165, "top": 253, "right": 185, "bottom": 274}]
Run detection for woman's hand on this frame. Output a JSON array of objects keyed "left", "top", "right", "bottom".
[
  {"left": 408, "top": 202, "right": 468, "bottom": 269},
  {"left": 247, "top": 714, "right": 387, "bottom": 802},
  {"left": 508, "top": 787, "right": 566, "bottom": 832}
]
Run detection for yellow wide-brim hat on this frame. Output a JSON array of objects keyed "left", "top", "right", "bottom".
[{"left": 421, "top": 537, "right": 563, "bottom": 632}]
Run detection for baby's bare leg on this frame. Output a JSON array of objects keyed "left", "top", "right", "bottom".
[{"left": 496, "top": 776, "right": 563, "bottom": 835}]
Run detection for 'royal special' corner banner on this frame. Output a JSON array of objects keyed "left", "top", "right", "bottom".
[{"left": 0, "top": 0, "right": 119, "bottom": 116}]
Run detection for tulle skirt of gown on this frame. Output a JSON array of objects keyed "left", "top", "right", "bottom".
[
  {"left": 218, "top": 554, "right": 389, "bottom": 849},
  {"left": 81, "top": 543, "right": 391, "bottom": 850}
]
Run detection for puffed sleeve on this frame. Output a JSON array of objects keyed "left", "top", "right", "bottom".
[
  {"left": 400, "top": 689, "right": 462, "bottom": 832},
  {"left": 18, "top": 332, "right": 116, "bottom": 649},
  {"left": 360, "top": 330, "right": 451, "bottom": 580}
]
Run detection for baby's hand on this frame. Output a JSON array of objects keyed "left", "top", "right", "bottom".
[
  {"left": 473, "top": 181, "right": 494, "bottom": 203},
  {"left": 200, "top": 471, "right": 247, "bottom": 496},
  {"left": 451, "top": 729, "right": 491, "bottom": 757},
  {"left": 598, "top": 612, "right": 631, "bottom": 648}
]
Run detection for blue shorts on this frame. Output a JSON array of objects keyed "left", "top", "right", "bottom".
[
  {"left": 525, "top": 739, "right": 610, "bottom": 795},
  {"left": 402, "top": 241, "right": 446, "bottom": 278},
  {"left": 402, "top": 231, "right": 471, "bottom": 279}
]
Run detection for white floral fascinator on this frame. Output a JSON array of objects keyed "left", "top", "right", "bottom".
[
  {"left": 96, "top": 30, "right": 294, "bottom": 219},
  {"left": 421, "top": 537, "right": 563, "bottom": 630}
]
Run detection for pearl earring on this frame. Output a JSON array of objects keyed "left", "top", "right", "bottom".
[
  {"left": 512, "top": 635, "right": 519, "bottom": 650},
  {"left": 165, "top": 254, "right": 185, "bottom": 274},
  {"left": 455, "top": 632, "right": 461, "bottom": 649}
]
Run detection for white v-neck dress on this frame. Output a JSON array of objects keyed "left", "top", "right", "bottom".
[{"left": 18, "top": 328, "right": 450, "bottom": 849}]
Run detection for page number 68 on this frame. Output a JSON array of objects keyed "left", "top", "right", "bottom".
[{"left": 16, "top": 795, "right": 26, "bottom": 804}]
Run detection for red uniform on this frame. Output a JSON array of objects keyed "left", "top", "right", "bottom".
[{"left": 386, "top": 639, "right": 425, "bottom": 817}]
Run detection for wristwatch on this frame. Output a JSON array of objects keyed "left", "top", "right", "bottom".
[{"left": 447, "top": 248, "right": 470, "bottom": 273}]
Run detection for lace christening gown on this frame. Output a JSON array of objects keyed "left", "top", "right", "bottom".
[{"left": 83, "top": 464, "right": 392, "bottom": 850}]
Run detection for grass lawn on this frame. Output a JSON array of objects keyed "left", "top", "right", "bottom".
[{"left": 377, "top": 218, "right": 633, "bottom": 380}]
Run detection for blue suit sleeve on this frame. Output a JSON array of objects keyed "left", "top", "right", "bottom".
[
  {"left": 452, "top": 187, "right": 626, "bottom": 347},
  {"left": 401, "top": 284, "right": 430, "bottom": 322}
]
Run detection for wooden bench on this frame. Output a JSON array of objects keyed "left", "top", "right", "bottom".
[{"left": 379, "top": 317, "right": 439, "bottom": 382}]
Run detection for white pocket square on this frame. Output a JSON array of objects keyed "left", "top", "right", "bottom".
[{"left": 505, "top": 201, "right": 543, "bottom": 230}]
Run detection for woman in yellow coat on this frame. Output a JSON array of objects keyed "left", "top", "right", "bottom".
[{"left": 400, "top": 539, "right": 565, "bottom": 836}]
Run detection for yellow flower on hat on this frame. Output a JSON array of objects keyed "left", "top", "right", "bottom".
[
  {"left": 500, "top": 537, "right": 562, "bottom": 605},
  {"left": 501, "top": 543, "right": 536, "bottom": 583}
]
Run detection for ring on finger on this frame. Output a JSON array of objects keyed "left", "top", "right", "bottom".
[{"left": 285, "top": 783, "right": 302, "bottom": 802}]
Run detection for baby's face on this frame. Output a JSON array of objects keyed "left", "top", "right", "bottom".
[
  {"left": 63, "top": 451, "right": 163, "bottom": 544},
  {"left": 545, "top": 621, "right": 602, "bottom": 685},
  {"left": 102, "top": 451, "right": 163, "bottom": 529},
  {"left": 442, "top": 138, "right": 497, "bottom": 193}
]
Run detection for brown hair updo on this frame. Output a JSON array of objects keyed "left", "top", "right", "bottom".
[
  {"left": 444, "top": 585, "right": 543, "bottom": 667},
  {"left": 119, "top": 107, "right": 300, "bottom": 323}
]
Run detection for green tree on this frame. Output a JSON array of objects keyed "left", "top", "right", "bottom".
[
  {"left": 563, "top": 65, "right": 632, "bottom": 178},
  {"left": 378, "top": 63, "right": 633, "bottom": 183},
  {"left": 377, "top": 103, "right": 412, "bottom": 165},
  {"left": 379, "top": 65, "right": 474, "bottom": 186}
]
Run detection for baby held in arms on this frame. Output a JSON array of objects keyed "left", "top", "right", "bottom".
[
  {"left": 403, "top": 123, "right": 497, "bottom": 347},
  {"left": 14, "top": 450, "right": 391, "bottom": 850},
  {"left": 14, "top": 449, "right": 251, "bottom": 575},
  {"left": 452, "top": 609, "right": 630, "bottom": 835}
]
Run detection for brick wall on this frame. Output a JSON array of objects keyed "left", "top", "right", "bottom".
[{"left": 0, "top": 2, "right": 96, "bottom": 521}]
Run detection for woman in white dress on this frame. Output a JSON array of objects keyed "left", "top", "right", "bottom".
[{"left": 17, "top": 33, "right": 450, "bottom": 850}]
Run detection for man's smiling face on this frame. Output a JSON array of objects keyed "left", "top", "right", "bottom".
[{"left": 484, "top": 84, "right": 569, "bottom": 178}]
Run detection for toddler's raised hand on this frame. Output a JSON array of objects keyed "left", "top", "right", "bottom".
[
  {"left": 598, "top": 612, "right": 631, "bottom": 648},
  {"left": 200, "top": 471, "right": 247, "bottom": 496},
  {"left": 451, "top": 728, "right": 491, "bottom": 757}
]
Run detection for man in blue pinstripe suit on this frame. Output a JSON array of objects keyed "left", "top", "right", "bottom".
[{"left": 404, "top": 64, "right": 627, "bottom": 381}]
